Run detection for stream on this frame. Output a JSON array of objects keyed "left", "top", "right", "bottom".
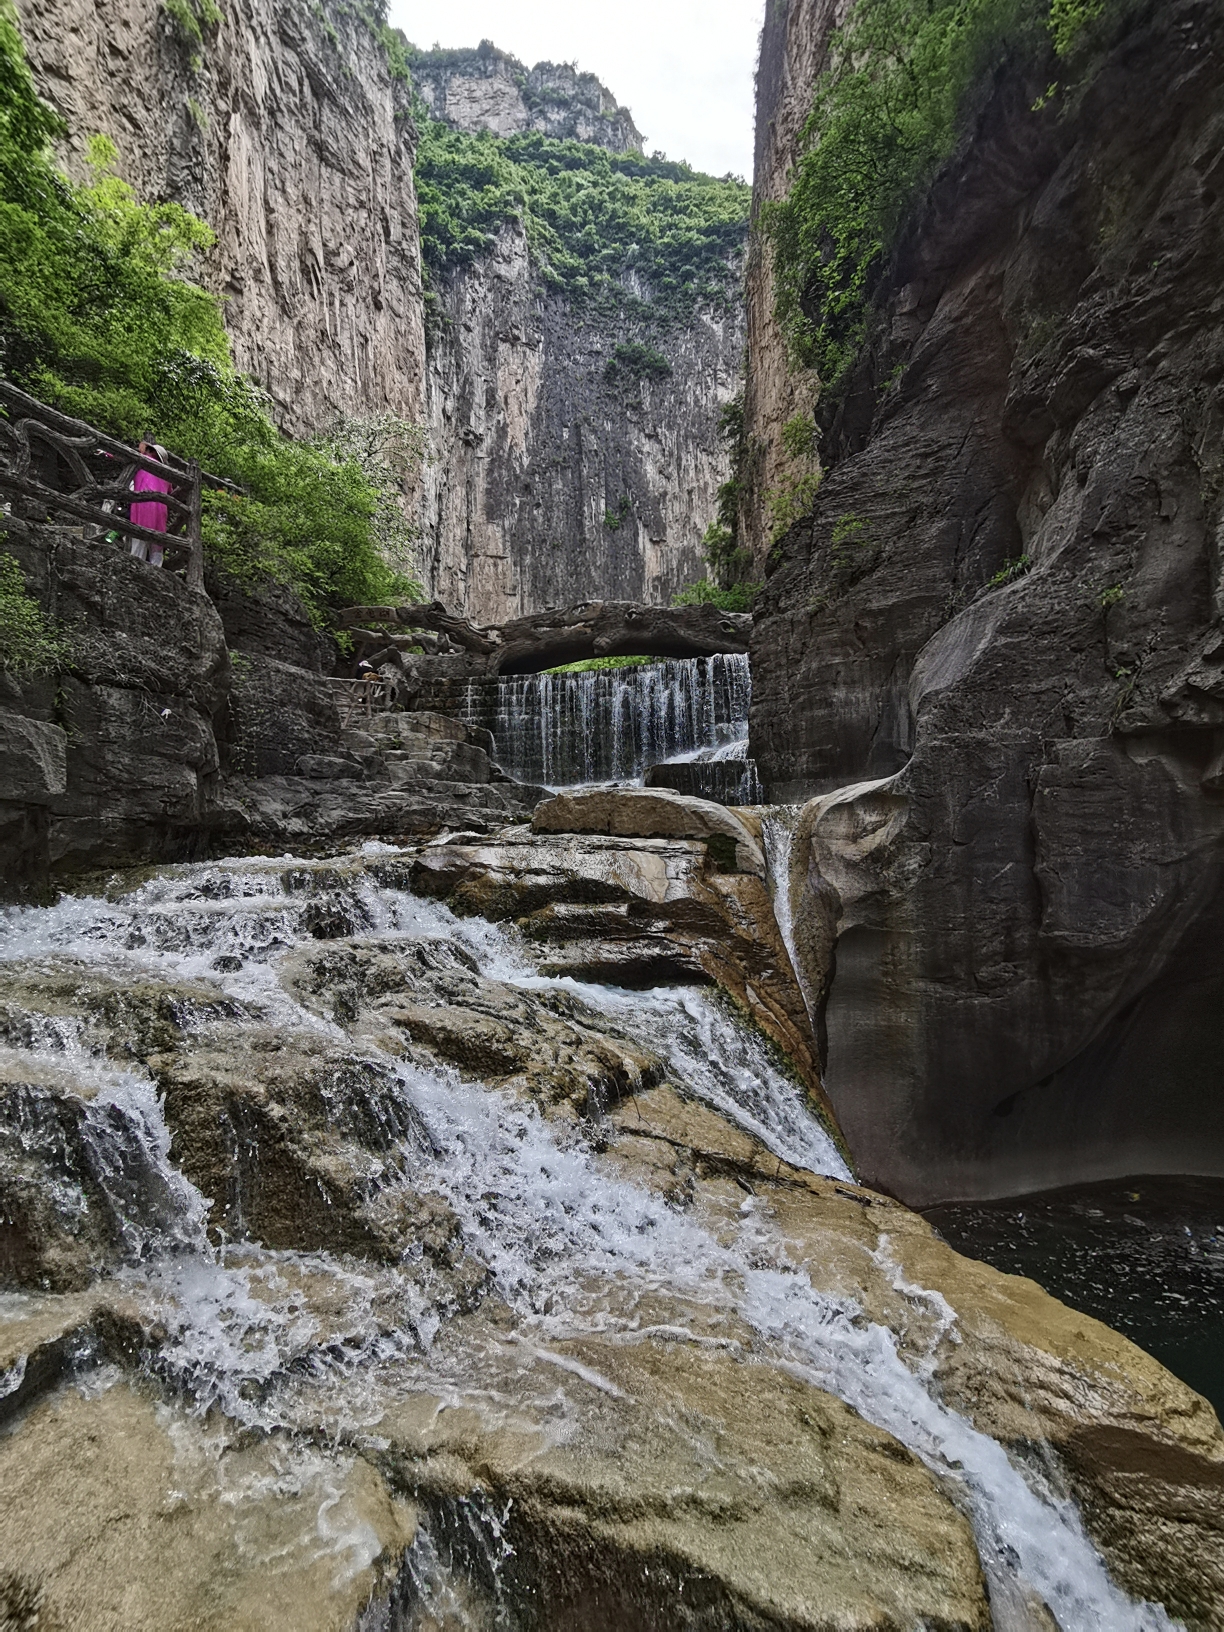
[
  {"left": 928, "top": 1178, "right": 1224, "bottom": 1421},
  {"left": 0, "top": 848, "right": 1183, "bottom": 1629}
]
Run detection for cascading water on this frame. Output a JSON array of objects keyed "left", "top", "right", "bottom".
[
  {"left": 466, "top": 652, "right": 753, "bottom": 788},
  {"left": 0, "top": 849, "right": 1183, "bottom": 1630}
]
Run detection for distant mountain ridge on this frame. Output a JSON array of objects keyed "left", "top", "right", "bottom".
[{"left": 408, "top": 39, "right": 645, "bottom": 155}]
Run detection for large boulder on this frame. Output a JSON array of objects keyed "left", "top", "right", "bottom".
[{"left": 533, "top": 785, "right": 766, "bottom": 875}]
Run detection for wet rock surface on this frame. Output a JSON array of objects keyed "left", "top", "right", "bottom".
[
  {"left": 0, "top": 845, "right": 1218, "bottom": 1630},
  {"left": 408, "top": 827, "right": 824, "bottom": 1111}
]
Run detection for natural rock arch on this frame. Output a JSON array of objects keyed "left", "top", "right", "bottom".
[{"left": 336, "top": 600, "right": 752, "bottom": 676}]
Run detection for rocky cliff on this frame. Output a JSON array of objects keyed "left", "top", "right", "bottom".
[
  {"left": 409, "top": 41, "right": 644, "bottom": 152},
  {"left": 738, "top": 0, "right": 849, "bottom": 570},
  {"left": 750, "top": 0, "right": 1224, "bottom": 1203},
  {"left": 15, "top": 0, "right": 424, "bottom": 437},
  {"left": 419, "top": 223, "right": 744, "bottom": 622}
]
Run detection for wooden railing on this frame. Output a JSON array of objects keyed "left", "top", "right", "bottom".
[
  {"left": 0, "top": 381, "right": 237, "bottom": 592},
  {"left": 327, "top": 675, "right": 398, "bottom": 726}
]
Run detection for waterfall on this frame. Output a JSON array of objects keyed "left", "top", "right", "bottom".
[
  {"left": 0, "top": 851, "right": 1181, "bottom": 1629},
  {"left": 761, "top": 807, "right": 811, "bottom": 1019},
  {"left": 468, "top": 652, "right": 752, "bottom": 788}
]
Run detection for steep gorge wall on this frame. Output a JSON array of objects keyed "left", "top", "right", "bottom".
[
  {"left": 15, "top": 0, "right": 425, "bottom": 436},
  {"left": 419, "top": 225, "right": 744, "bottom": 622},
  {"left": 749, "top": 0, "right": 1224, "bottom": 1203},
  {"left": 740, "top": 0, "right": 849, "bottom": 570}
]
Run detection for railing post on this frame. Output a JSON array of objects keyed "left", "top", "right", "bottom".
[{"left": 186, "top": 459, "right": 203, "bottom": 592}]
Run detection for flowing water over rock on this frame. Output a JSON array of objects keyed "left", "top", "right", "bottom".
[
  {"left": 0, "top": 849, "right": 1209, "bottom": 1629},
  {"left": 467, "top": 653, "right": 754, "bottom": 789}
]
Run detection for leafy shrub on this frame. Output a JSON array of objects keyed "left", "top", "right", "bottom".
[
  {"left": 780, "top": 413, "right": 817, "bottom": 461},
  {"left": 605, "top": 341, "right": 672, "bottom": 382},
  {"left": 0, "top": 5, "right": 417, "bottom": 623},
  {"left": 543, "top": 654, "right": 657, "bottom": 674},
  {"left": 602, "top": 495, "right": 632, "bottom": 531},
  {"left": 162, "top": 0, "right": 221, "bottom": 51},
  {"left": 764, "top": 0, "right": 1120, "bottom": 390},
  {"left": 672, "top": 578, "right": 760, "bottom": 614},
  {"left": 0, "top": 551, "right": 68, "bottom": 672},
  {"left": 767, "top": 470, "right": 824, "bottom": 543},
  {"left": 987, "top": 553, "right": 1032, "bottom": 587}
]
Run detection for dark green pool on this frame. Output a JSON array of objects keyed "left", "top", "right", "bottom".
[{"left": 925, "top": 1176, "right": 1224, "bottom": 1420}]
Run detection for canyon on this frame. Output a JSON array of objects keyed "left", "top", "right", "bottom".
[
  {"left": 14, "top": 0, "right": 744, "bottom": 620},
  {"left": 1, "top": 1, "right": 1223, "bottom": 1628}
]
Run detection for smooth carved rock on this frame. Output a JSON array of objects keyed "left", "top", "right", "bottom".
[
  {"left": 749, "top": 0, "right": 1224, "bottom": 1202},
  {"left": 374, "top": 1337, "right": 993, "bottom": 1632},
  {"left": 0, "top": 1383, "right": 417, "bottom": 1632},
  {"left": 409, "top": 830, "right": 826, "bottom": 1115},
  {"left": 602, "top": 1088, "right": 1224, "bottom": 1629},
  {"left": 532, "top": 784, "right": 766, "bottom": 874}
]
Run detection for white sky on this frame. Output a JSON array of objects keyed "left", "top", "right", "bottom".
[{"left": 385, "top": 0, "right": 764, "bottom": 180}]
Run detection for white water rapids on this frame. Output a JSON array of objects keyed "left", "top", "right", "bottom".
[{"left": 0, "top": 850, "right": 1181, "bottom": 1630}]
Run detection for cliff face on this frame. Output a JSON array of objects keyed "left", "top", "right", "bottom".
[
  {"left": 739, "top": 0, "right": 850, "bottom": 569},
  {"left": 419, "top": 226, "right": 744, "bottom": 622},
  {"left": 410, "top": 44, "right": 644, "bottom": 152},
  {"left": 15, "top": 0, "right": 425, "bottom": 437},
  {"left": 0, "top": 521, "right": 231, "bottom": 891},
  {"left": 750, "top": 0, "right": 1224, "bottom": 1202}
]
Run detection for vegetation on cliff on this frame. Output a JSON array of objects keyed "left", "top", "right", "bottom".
[
  {"left": 0, "top": 3, "right": 415, "bottom": 622},
  {"left": 0, "top": 549, "right": 67, "bottom": 670},
  {"left": 413, "top": 114, "right": 749, "bottom": 323},
  {"left": 673, "top": 394, "right": 762, "bottom": 613},
  {"left": 765, "top": 0, "right": 1123, "bottom": 389}
]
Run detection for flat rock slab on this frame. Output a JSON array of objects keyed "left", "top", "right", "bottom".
[{"left": 533, "top": 786, "right": 766, "bottom": 875}]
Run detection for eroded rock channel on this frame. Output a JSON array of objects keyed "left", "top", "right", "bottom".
[{"left": 0, "top": 838, "right": 1221, "bottom": 1631}]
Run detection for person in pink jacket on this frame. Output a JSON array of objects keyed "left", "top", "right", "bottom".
[{"left": 130, "top": 441, "right": 172, "bottom": 566}]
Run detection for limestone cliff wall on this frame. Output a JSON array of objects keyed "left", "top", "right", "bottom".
[
  {"left": 751, "top": 0, "right": 1224, "bottom": 1203},
  {"left": 419, "top": 225, "right": 745, "bottom": 623},
  {"left": 411, "top": 44, "right": 644, "bottom": 152},
  {"left": 740, "top": 0, "right": 850, "bottom": 569},
  {"left": 16, "top": 0, "right": 425, "bottom": 436}
]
